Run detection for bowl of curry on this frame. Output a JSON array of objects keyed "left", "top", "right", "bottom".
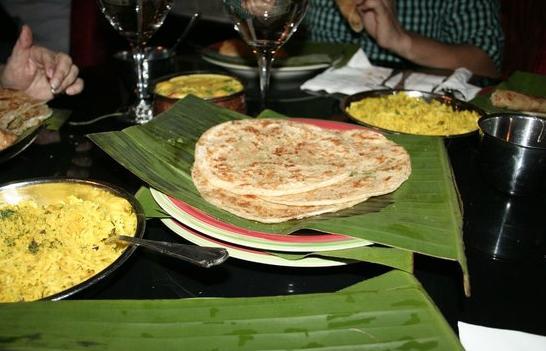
[{"left": 153, "top": 72, "right": 246, "bottom": 115}]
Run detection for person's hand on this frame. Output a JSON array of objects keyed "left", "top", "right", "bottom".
[
  {"left": 356, "top": 0, "right": 410, "bottom": 55},
  {"left": 0, "top": 25, "right": 84, "bottom": 101}
]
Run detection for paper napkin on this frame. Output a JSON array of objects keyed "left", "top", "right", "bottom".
[
  {"left": 458, "top": 321, "right": 546, "bottom": 351},
  {"left": 300, "top": 49, "right": 481, "bottom": 101}
]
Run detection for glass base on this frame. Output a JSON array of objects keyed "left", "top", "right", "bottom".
[{"left": 116, "top": 99, "right": 154, "bottom": 125}]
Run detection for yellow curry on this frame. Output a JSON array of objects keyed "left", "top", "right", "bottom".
[{"left": 155, "top": 73, "right": 244, "bottom": 99}]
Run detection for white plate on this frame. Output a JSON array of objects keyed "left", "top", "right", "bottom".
[
  {"left": 162, "top": 218, "right": 347, "bottom": 267},
  {"left": 201, "top": 55, "right": 330, "bottom": 80}
]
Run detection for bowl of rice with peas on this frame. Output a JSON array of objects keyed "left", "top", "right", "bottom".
[
  {"left": 343, "top": 89, "right": 485, "bottom": 137},
  {"left": 0, "top": 178, "right": 145, "bottom": 302}
]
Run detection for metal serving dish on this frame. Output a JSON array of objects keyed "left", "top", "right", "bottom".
[
  {"left": 342, "top": 89, "right": 485, "bottom": 138},
  {"left": 0, "top": 178, "right": 145, "bottom": 301},
  {"left": 152, "top": 71, "right": 247, "bottom": 115}
]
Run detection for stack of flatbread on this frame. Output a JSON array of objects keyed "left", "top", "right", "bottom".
[
  {"left": 192, "top": 119, "right": 411, "bottom": 223},
  {"left": 0, "top": 88, "right": 52, "bottom": 151}
]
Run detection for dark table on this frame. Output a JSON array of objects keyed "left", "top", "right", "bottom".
[{"left": 1, "top": 45, "right": 545, "bottom": 340}]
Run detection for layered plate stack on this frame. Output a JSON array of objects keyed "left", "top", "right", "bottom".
[{"left": 150, "top": 188, "right": 374, "bottom": 267}]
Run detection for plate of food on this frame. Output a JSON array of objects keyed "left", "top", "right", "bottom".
[
  {"left": 0, "top": 88, "right": 53, "bottom": 163},
  {"left": 0, "top": 178, "right": 145, "bottom": 302},
  {"left": 200, "top": 39, "right": 349, "bottom": 80},
  {"left": 343, "top": 89, "right": 485, "bottom": 137}
]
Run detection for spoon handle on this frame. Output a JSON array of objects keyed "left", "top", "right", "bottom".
[{"left": 116, "top": 235, "right": 228, "bottom": 268}]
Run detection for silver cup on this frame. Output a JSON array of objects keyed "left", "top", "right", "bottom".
[{"left": 478, "top": 113, "right": 546, "bottom": 196}]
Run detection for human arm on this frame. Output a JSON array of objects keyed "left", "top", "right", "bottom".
[
  {"left": 354, "top": 0, "right": 500, "bottom": 78},
  {"left": 0, "top": 25, "right": 84, "bottom": 101}
]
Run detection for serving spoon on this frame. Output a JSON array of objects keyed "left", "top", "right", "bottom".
[{"left": 111, "top": 235, "right": 229, "bottom": 268}]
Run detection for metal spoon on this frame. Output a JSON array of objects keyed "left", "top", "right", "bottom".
[
  {"left": 111, "top": 235, "right": 228, "bottom": 268},
  {"left": 169, "top": 11, "right": 200, "bottom": 56}
]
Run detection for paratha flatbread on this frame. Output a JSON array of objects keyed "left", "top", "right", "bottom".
[
  {"left": 0, "top": 129, "right": 17, "bottom": 151},
  {"left": 490, "top": 89, "right": 546, "bottom": 114},
  {"left": 194, "top": 119, "right": 361, "bottom": 196},
  {"left": 192, "top": 165, "right": 363, "bottom": 223},
  {"left": 0, "top": 88, "right": 52, "bottom": 152},
  {"left": 258, "top": 129, "right": 411, "bottom": 206},
  {"left": 6, "top": 104, "right": 52, "bottom": 135}
]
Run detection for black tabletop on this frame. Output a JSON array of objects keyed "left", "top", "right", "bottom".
[{"left": 1, "top": 46, "right": 545, "bottom": 339}]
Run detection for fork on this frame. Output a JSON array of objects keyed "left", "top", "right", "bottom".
[
  {"left": 376, "top": 69, "right": 401, "bottom": 89},
  {"left": 110, "top": 235, "right": 229, "bottom": 268}
]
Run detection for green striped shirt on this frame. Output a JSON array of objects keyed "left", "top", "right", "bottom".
[{"left": 303, "top": 0, "right": 504, "bottom": 69}]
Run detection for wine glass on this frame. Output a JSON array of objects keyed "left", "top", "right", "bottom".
[
  {"left": 223, "top": 0, "right": 309, "bottom": 111},
  {"left": 97, "top": 0, "right": 174, "bottom": 124}
]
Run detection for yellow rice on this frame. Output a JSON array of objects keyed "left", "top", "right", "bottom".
[
  {"left": 0, "top": 192, "right": 137, "bottom": 302},
  {"left": 346, "top": 92, "right": 481, "bottom": 136}
]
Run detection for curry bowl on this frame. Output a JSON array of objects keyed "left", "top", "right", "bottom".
[
  {"left": 0, "top": 178, "right": 145, "bottom": 302},
  {"left": 152, "top": 71, "right": 246, "bottom": 115},
  {"left": 342, "top": 89, "right": 485, "bottom": 138}
]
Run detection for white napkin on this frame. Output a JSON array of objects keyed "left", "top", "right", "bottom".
[
  {"left": 458, "top": 321, "right": 546, "bottom": 351},
  {"left": 300, "top": 49, "right": 481, "bottom": 101}
]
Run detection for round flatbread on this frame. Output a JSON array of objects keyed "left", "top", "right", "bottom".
[
  {"left": 192, "top": 165, "right": 363, "bottom": 223},
  {"left": 194, "top": 119, "right": 361, "bottom": 196},
  {"left": 258, "top": 129, "right": 411, "bottom": 206}
]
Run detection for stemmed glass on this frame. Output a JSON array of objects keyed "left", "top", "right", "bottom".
[
  {"left": 97, "top": 0, "right": 174, "bottom": 124},
  {"left": 223, "top": 0, "right": 309, "bottom": 111}
]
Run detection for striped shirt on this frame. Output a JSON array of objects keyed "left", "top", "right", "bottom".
[{"left": 303, "top": 0, "right": 504, "bottom": 69}]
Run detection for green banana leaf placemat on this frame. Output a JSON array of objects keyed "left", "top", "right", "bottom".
[
  {"left": 46, "top": 108, "right": 72, "bottom": 131},
  {"left": 88, "top": 96, "right": 467, "bottom": 291},
  {"left": 0, "top": 270, "right": 463, "bottom": 351},
  {"left": 471, "top": 70, "right": 546, "bottom": 113}
]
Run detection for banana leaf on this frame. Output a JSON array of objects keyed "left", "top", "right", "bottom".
[
  {"left": 88, "top": 96, "right": 466, "bottom": 286},
  {"left": 0, "top": 270, "right": 463, "bottom": 351},
  {"left": 46, "top": 108, "right": 72, "bottom": 131},
  {"left": 471, "top": 70, "right": 546, "bottom": 113}
]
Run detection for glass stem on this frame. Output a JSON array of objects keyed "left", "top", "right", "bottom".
[
  {"left": 131, "top": 45, "right": 153, "bottom": 124},
  {"left": 256, "top": 50, "right": 275, "bottom": 112},
  {"left": 132, "top": 45, "right": 150, "bottom": 102}
]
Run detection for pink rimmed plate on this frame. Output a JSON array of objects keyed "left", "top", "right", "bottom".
[
  {"left": 151, "top": 188, "right": 372, "bottom": 252},
  {"left": 161, "top": 218, "right": 348, "bottom": 267}
]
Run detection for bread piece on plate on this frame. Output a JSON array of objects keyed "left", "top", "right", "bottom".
[
  {"left": 0, "top": 128, "right": 17, "bottom": 151},
  {"left": 490, "top": 89, "right": 546, "bottom": 114},
  {"left": 335, "top": 0, "right": 364, "bottom": 32}
]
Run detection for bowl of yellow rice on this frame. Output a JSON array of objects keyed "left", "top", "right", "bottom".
[
  {"left": 0, "top": 178, "right": 145, "bottom": 302},
  {"left": 343, "top": 89, "right": 485, "bottom": 137}
]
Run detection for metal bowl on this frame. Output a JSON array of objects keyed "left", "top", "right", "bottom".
[
  {"left": 0, "top": 178, "right": 145, "bottom": 301},
  {"left": 342, "top": 89, "right": 485, "bottom": 138},
  {"left": 152, "top": 71, "right": 247, "bottom": 115},
  {"left": 478, "top": 113, "right": 546, "bottom": 196}
]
